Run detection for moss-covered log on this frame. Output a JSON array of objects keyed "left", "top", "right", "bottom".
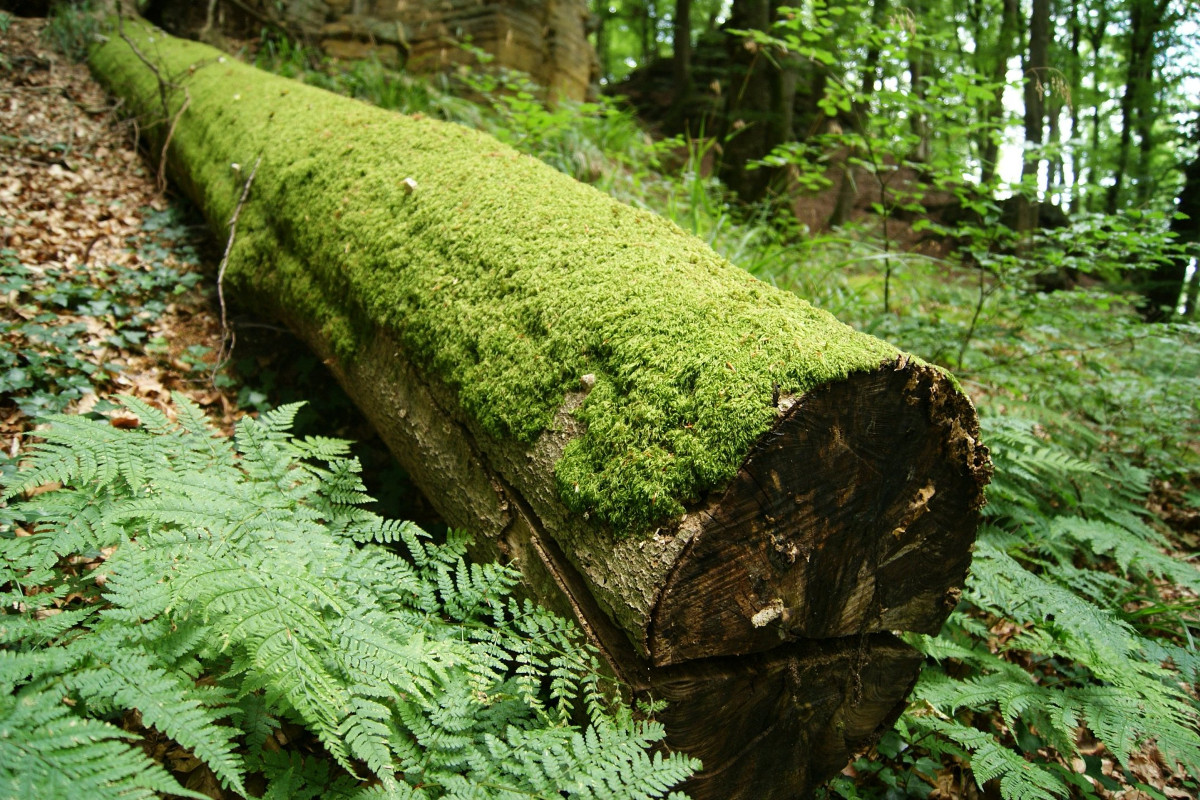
[{"left": 90, "top": 20, "right": 991, "bottom": 798}]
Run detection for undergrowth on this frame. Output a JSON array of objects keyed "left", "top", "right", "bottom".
[
  {"left": 22, "top": 8, "right": 1200, "bottom": 798},
  {"left": 0, "top": 396, "right": 698, "bottom": 799},
  {"left": 0, "top": 209, "right": 203, "bottom": 419},
  {"left": 264, "top": 46, "right": 1200, "bottom": 800}
]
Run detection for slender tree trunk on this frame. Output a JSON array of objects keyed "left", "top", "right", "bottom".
[
  {"left": 1047, "top": 94, "right": 1063, "bottom": 194},
  {"left": 1133, "top": 60, "right": 1161, "bottom": 206},
  {"left": 716, "top": 0, "right": 778, "bottom": 201},
  {"left": 1016, "top": 0, "right": 1049, "bottom": 237},
  {"left": 1066, "top": 0, "right": 1083, "bottom": 212},
  {"left": 979, "top": 0, "right": 1019, "bottom": 186},
  {"left": 1107, "top": 0, "right": 1163, "bottom": 213},
  {"left": 907, "top": 0, "right": 931, "bottom": 163},
  {"left": 666, "top": 0, "right": 693, "bottom": 127},
  {"left": 1082, "top": 11, "right": 1108, "bottom": 211},
  {"left": 673, "top": 0, "right": 691, "bottom": 92},
  {"left": 1141, "top": 123, "right": 1200, "bottom": 319},
  {"left": 593, "top": 0, "right": 610, "bottom": 83},
  {"left": 639, "top": 0, "right": 654, "bottom": 63},
  {"left": 860, "top": 0, "right": 889, "bottom": 97}
]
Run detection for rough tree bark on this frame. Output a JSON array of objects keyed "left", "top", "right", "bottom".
[{"left": 91, "top": 20, "right": 991, "bottom": 799}]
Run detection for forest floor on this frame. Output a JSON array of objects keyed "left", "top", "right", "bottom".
[
  {"left": 1, "top": 15, "right": 242, "bottom": 444},
  {"left": 0, "top": 17, "right": 430, "bottom": 796},
  {"left": 2, "top": 13, "right": 1196, "bottom": 800}
]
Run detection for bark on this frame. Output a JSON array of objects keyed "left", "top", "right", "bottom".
[
  {"left": 715, "top": 0, "right": 777, "bottom": 201},
  {"left": 1047, "top": 95, "right": 1062, "bottom": 191},
  {"left": 664, "top": 0, "right": 693, "bottom": 126},
  {"left": 1141, "top": 124, "right": 1200, "bottom": 320},
  {"left": 1107, "top": 0, "right": 1166, "bottom": 213},
  {"left": 859, "top": 0, "right": 888, "bottom": 97},
  {"left": 1080, "top": 2, "right": 1109, "bottom": 211},
  {"left": 92, "top": 21, "right": 991, "bottom": 798},
  {"left": 906, "top": 0, "right": 931, "bottom": 163},
  {"left": 594, "top": 0, "right": 611, "bottom": 83},
  {"left": 1066, "top": 0, "right": 1082, "bottom": 212},
  {"left": 672, "top": 0, "right": 691, "bottom": 92}
]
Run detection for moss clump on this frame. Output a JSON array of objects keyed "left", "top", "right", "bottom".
[{"left": 90, "top": 23, "right": 901, "bottom": 533}]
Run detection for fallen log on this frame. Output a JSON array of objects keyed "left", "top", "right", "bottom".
[{"left": 90, "top": 20, "right": 991, "bottom": 798}]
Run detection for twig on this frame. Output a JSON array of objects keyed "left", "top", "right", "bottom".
[
  {"left": 83, "top": 234, "right": 105, "bottom": 266},
  {"left": 115, "top": 12, "right": 192, "bottom": 193},
  {"left": 116, "top": 13, "right": 171, "bottom": 116},
  {"left": 9, "top": 155, "right": 72, "bottom": 170},
  {"left": 201, "top": 0, "right": 219, "bottom": 39},
  {"left": 0, "top": 85, "right": 66, "bottom": 95},
  {"left": 156, "top": 88, "right": 190, "bottom": 191},
  {"left": 215, "top": 155, "right": 263, "bottom": 371}
]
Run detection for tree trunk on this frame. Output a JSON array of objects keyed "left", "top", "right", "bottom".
[
  {"left": 906, "top": 0, "right": 931, "bottom": 163},
  {"left": 978, "top": 0, "right": 1019, "bottom": 187},
  {"left": 1065, "top": 0, "right": 1082, "bottom": 213},
  {"left": 665, "top": 0, "right": 693, "bottom": 127},
  {"left": 716, "top": 0, "right": 778, "bottom": 201},
  {"left": 1107, "top": 0, "right": 1164, "bottom": 213},
  {"left": 673, "top": 0, "right": 691, "bottom": 92},
  {"left": 1015, "top": 0, "right": 1048, "bottom": 239},
  {"left": 1141, "top": 122, "right": 1200, "bottom": 320},
  {"left": 92, "top": 21, "right": 991, "bottom": 799},
  {"left": 860, "top": 0, "right": 888, "bottom": 97},
  {"left": 593, "top": 0, "right": 610, "bottom": 83}
]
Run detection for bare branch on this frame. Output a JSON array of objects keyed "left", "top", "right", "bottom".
[{"left": 215, "top": 154, "right": 264, "bottom": 372}]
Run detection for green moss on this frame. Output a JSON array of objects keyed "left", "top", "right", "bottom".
[{"left": 90, "top": 23, "right": 902, "bottom": 533}]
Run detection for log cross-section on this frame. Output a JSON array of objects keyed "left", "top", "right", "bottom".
[
  {"left": 91, "top": 21, "right": 991, "bottom": 799},
  {"left": 650, "top": 363, "right": 987, "bottom": 666}
]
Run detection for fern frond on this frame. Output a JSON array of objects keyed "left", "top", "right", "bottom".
[
  {"left": 69, "top": 650, "right": 246, "bottom": 793},
  {"left": 0, "top": 685, "right": 208, "bottom": 800},
  {"left": 2, "top": 414, "right": 154, "bottom": 499},
  {"left": 1051, "top": 517, "right": 1200, "bottom": 590},
  {"left": 908, "top": 713, "right": 1065, "bottom": 800},
  {"left": 4, "top": 401, "right": 695, "bottom": 799}
]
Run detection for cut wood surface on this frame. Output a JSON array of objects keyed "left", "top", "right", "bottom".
[{"left": 91, "top": 21, "right": 991, "bottom": 798}]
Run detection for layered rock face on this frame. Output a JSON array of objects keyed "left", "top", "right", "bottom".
[{"left": 153, "top": 0, "right": 596, "bottom": 101}]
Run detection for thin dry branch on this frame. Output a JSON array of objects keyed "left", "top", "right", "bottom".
[
  {"left": 115, "top": 10, "right": 197, "bottom": 192},
  {"left": 157, "top": 88, "right": 190, "bottom": 190},
  {"left": 214, "top": 154, "right": 263, "bottom": 371}
]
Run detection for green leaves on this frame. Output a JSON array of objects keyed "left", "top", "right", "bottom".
[
  {"left": 0, "top": 224, "right": 203, "bottom": 419},
  {"left": 1, "top": 395, "right": 696, "bottom": 798}
]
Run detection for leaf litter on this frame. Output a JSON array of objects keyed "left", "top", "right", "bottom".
[{"left": 1, "top": 15, "right": 241, "bottom": 448}]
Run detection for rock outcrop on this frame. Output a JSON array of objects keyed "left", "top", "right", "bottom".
[{"left": 147, "top": 0, "right": 596, "bottom": 100}]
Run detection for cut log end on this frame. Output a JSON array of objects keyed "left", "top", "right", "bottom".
[
  {"left": 649, "top": 360, "right": 990, "bottom": 666},
  {"left": 650, "top": 634, "right": 925, "bottom": 800}
]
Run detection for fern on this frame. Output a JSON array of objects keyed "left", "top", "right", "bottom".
[
  {"left": 0, "top": 684, "right": 208, "bottom": 800},
  {"left": 1, "top": 394, "right": 698, "bottom": 798},
  {"left": 891, "top": 415, "right": 1200, "bottom": 800}
]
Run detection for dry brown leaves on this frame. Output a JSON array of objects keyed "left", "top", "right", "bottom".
[
  {"left": 0, "top": 20, "right": 257, "bottom": 797},
  {"left": 0, "top": 16, "right": 242, "bottom": 444}
]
